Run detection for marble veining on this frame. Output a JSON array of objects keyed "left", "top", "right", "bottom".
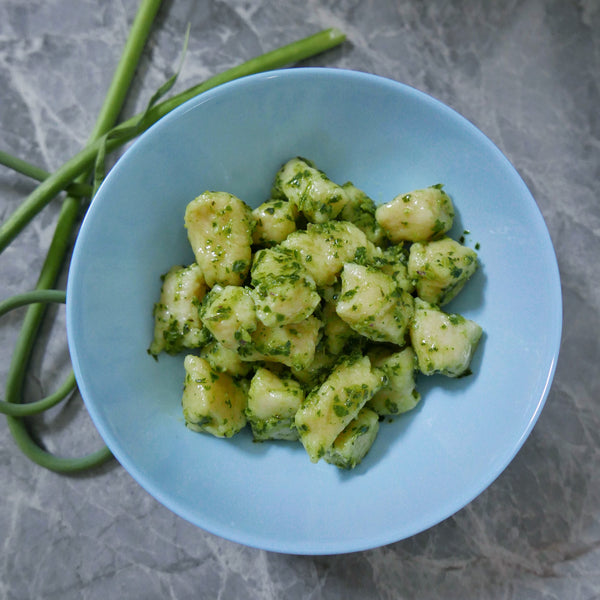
[{"left": 1, "top": 0, "right": 599, "bottom": 598}]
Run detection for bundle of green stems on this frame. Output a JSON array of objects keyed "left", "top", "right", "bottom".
[{"left": 0, "top": 0, "right": 345, "bottom": 472}]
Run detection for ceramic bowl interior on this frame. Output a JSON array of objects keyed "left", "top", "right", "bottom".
[{"left": 67, "top": 68, "right": 562, "bottom": 555}]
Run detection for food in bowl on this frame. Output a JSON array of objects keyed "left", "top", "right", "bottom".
[
  {"left": 66, "top": 68, "right": 562, "bottom": 553},
  {"left": 148, "top": 156, "right": 483, "bottom": 470}
]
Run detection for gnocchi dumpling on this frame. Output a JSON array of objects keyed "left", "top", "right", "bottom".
[
  {"left": 250, "top": 246, "right": 320, "bottom": 327},
  {"left": 248, "top": 315, "right": 322, "bottom": 371},
  {"left": 200, "top": 284, "right": 257, "bottom": 351},
  {"left": 336, "top": 262, "right": 414, "bottom": 345},
  {"left": 199, "top": 340, "right": 252, "bottom": 377},
  {"left": 368, "top": 346, "right": 421, "bottom": 415},
  {"left": 149, "top": 263, "right": 207, "bottom": 357},
  {"left": 281, "top": 220, "right": 380, "bottom": 287},
  {"left": 338, "top": 182, "right": 386, "bottom": 246},
  {"left": 375, "top": 184, "right": 454, "bottom": 243},
  {"left": 185, "top": 191, "right": 253, "bottom": 287},
  {"left": 252, "top": 198, "right": 297, "bottom": 246},
  {"left": 182, "top": 355, "right": 247, "bottom": 438},
  {"left": 324, "top": 407, "right": 380, "bottom": 470},
  {"left": 246, "top": 367, "right": 304, "bottom": 441},
  {"left": 272, "top": 157, "right": 348, "bottom": 224},
  {"left": 295, "top": 354, "right": 385, "bottom": 463},
  {"left": 407, "top": 237, "right": 478, "bottom": 306},
  {"left": 410, "top": 298, "right": 483, "bottom": 377}
]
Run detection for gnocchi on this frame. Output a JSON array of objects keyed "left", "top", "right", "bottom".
[{"left": 150, "top": 157, "right": 483, "bottom": 470}]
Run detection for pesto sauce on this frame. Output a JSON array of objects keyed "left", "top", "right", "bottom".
[{"left": 153, "top": 159, "right": 482, "bottom": 471}]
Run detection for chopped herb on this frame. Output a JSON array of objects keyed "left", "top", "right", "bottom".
[{"left": 232, "top": 259, "right": 247, "bottom": 273}]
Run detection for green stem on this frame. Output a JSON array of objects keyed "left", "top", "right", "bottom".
[
  {"left": 0, "top": 27, "right": 346, "bottom": 254},
  {"left": 0, "top": 150, "right": 92, "bottom": 197},
  {"left": 0, "top": 289, "right": 67, "bottom": 313},
  {"left": 2, "top": 371, "right": 75, "bottom": 417},
  {"left": 4, "top": 0, "right": 162, "bottom": 472},
  {"left": 6, "top": 423, "right": 113, "bottom": 472},
  {"left": 89, "top": 0, "right": 163, "bottom": 140},
  {"left": 0, "top": 291, "right": 76, "bottom": 416},
  {"left": 129, "top": 27, "right": 346, "bottom": 129}
]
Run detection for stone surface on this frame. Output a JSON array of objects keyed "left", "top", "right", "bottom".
[{"left": 1, "top": 0, "right": 599, "bottom": 598}]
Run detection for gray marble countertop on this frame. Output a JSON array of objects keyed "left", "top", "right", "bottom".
[{"left": 1, "top": 1, "right": 598, "bottom": 598}]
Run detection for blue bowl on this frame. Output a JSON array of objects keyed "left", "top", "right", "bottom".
[{"left": 67, "top": 68, "right": 562, "bottom": 554}]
